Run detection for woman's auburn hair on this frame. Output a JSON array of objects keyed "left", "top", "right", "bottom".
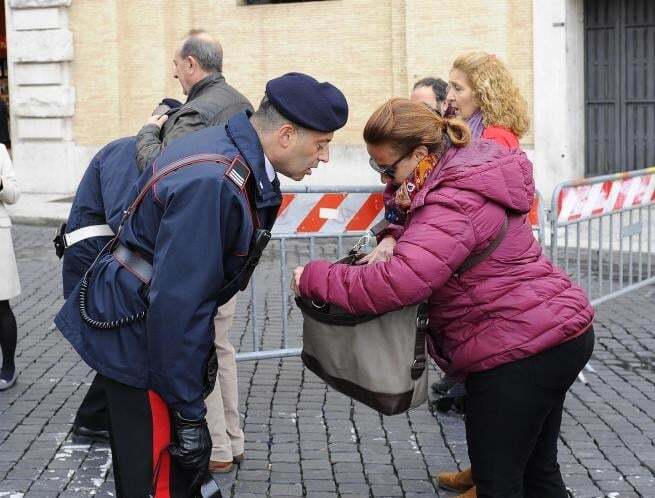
[
  {"left": 452, "top": 51, "right": 530, "bottom": 138},
  {"left": 363, "top": 98, "right": 470, "bottom": 154}
]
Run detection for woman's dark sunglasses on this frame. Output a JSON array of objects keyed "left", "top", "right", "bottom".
[{"left": 368, "top": 153, "right": 407, "bottom": 177}]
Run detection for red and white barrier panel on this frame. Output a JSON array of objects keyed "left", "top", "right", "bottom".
[
  {"left": 273, "top": 193, "right": 384, "bottom": 234},
  {"left": 273, "top": 191, "right": 545, "bottom": 235},
  {"left": 557, "top": 174, "right": 655, "bottom": 223}
]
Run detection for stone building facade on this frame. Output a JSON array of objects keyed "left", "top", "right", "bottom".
[
  {"left": 4, "top": 0, "right": 636, "bottom": 200},
  {"left": 6, "top": 0, "right": 76, "bottom": 193}
]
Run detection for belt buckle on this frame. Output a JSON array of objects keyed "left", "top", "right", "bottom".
[{"left": 53, "top": 222, "right": 67, "bottom": 259}]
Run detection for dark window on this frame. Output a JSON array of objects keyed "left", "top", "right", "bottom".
[{"left": 584, "top": 0, "right": 655, "bottom": 175}]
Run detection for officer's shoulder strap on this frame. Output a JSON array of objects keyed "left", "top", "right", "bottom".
[
  {"left": 116, "top": 153, "right": 260, "bottom": 241},
  {"left": 224, "top": 156, "right": 261, "bottom": 229},
  {"left": 124, "top": 153, "right": 234, "bottom": 219},
  {"left": 224, "top": 157, "right": 251, "bottom": 192}
]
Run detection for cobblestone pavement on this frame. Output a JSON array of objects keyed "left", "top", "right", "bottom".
[{"left": 1, "top": 225, "right": 655, "bottom": 498}]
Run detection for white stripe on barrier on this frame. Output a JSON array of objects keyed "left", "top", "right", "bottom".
[
  {"left": 318, "top": 208, "right": 339, "bottom": 220},
  {"left": 272, "top": 193, "right": 385, "bottom": 234},
  {"left": 605, "top": 181, "right": 622, "bottom": 215},
  {"left": 320, "top": 193, "right": 376, "bottom": 233},
  {"left": 273, "top": 193, "right": 323, "bottom": 234}
]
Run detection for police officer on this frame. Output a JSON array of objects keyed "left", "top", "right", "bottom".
[
  {"left": 58, "top": 136, "right": 139, "bottom": 443},
  {"left": 57, "top": 99, "right": 183, "bottom": 444},
  {"left": 138, "top": 31, "right": 253, "bottom": 467},
  {"left": 54, "top": 73, "right": 348, "bottom": 498}
]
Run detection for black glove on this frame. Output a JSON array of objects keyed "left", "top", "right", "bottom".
[{"left": 169, "top": 412, "right": 212, "bottom": 471}]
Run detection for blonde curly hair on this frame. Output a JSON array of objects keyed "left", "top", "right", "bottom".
[{"left": 451, "top": 52, "right": 529, "bottom": 138}]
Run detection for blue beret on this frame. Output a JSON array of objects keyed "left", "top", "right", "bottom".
[{"left": 265, "top": 72, "right": 348, "bottom": 132}]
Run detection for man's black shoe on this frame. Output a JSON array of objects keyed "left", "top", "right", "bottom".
[{"left": 72, "top": 425, "right": 110, "bottom": 444}]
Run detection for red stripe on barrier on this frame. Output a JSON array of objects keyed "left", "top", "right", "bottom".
[
  {"left": 557, "top": 189, "right": 565, "bottom": 217},
  {"left": 613, "top": 178, "right": 638, "bottom": 211},
  {"left": 277, "top": 194, "right": 295, "bottom": 217},
  {"left": 297, "top": 193, "right": 347, "bottom": 232},
  {"left": 528, "top": 196, "right": 539, "bottom": 227},
  {"left": 346, "top": 193, "right": 384, "bottom": 231},
  {"left": 148, "top": 391, "right": 171, "bottom": 498}
]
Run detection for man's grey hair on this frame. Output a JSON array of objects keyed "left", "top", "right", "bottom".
[
  {"left": 180, "top": 30, "right": 223, "bottom": 73},
  {"left": 251, "top": 96, "right": 305, "bottom": 135}
]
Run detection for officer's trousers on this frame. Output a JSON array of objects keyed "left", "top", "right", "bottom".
[
  {"left": 99, "top": 375, "right": 198, "bottom": 498},
  {"left": 206, "top": 297, "right": 244, "bottom": 462},
  {"left": 73, "top": 374, "right": 108, "bottom": 431}
]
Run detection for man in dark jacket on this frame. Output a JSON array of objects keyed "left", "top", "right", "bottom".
[
  {"left": 59, "top": 100, "right": 182, "bottom": 445},
  {"left": 57, "top": 137, "right": 142, "bottom": 444},
  {"left": 55, "top": 73, "right": 348, "bottom": 498},
  {"left": 136, "top": 30, "right": 253, "bottom": 171},
  {"left": 136, "top": 30, "right": 255, "bottom": 471}
]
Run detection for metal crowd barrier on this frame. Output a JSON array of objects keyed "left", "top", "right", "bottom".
[
  {"left": 236, "top": 185, "right": 547, "bottom": 362},
  {"left": 549, "top": 167, "right": 655, "bottom": 307},
  {"left": 235, "top": 168, "right": 655, "bottom": 388},
  {"left": 236, "top": 185, "right": 383, "bottom": 362},
  {"left": 531, "top": 190, "right": 547, "bottom": 246}
]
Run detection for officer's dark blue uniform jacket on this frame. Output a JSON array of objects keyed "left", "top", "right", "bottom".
[
  {"left": 55, "top": 113, "right": 281, "bottom": 419},
  {"left": 62, "top": 137, "right": 140, "bottom": 298}
]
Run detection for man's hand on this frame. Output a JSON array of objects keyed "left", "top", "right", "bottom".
[
  {"left": 146, "top": 114, "right": 168, "bottom": 129},
  {"left": 291, "top": 266, "right": 305, "bottom": 296},
  {"left": 168, "top": 412, "right": 212, "bottom": 493},
  {"left": 357, "top": 236, "right": 396, "bottom": 265},
  {"left": 169, "top": 412, "right": 211, "bottom": 470}
]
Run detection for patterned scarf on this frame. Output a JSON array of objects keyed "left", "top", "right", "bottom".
[{"left": 384, "top": 149, "right": 445, "bottom": 225}]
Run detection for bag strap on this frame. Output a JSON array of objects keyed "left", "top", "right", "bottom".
[
  {"left": 410, "top": 302, "right": 429, "bottom": 380},
  {"left": 455, "top": 212, "right": 509, "bottom": 276},
  {"left": 109, "top": 154, "right": 236, "bottom": 248},
  {"left": 79, "top": 153, "right": 267, "bottom": 329},
  {"left": 123, "top": 153, "right": 235, "bottom": 222},
  {"left": 123, "top": 153, "right": 268, "bottom": 302},
  {"left": 410, "top": 213, "right": 509, "bottom": 378}
]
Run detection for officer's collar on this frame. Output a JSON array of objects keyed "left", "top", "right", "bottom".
[
  {"left": 226, "top": 111, "right": 281, "bottom": 206},
  {"left": 186, "top": 73, "right": 225, "bottom": 102},
  {"left": 263, "top": 155, "right": 276, "bottom": 183}
]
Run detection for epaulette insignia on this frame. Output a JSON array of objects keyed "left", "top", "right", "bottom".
[{"left": 225, "top": 157, "right": 251, "bottom": 191}]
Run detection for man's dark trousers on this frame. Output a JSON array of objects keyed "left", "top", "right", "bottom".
[
  {"left": 73, "top": 375, "right": 109, "bottom": 434},
  {"left": 100, "top": 375, "right": 200, "bottom": 497},
  {"left": 465, "top": 328, "right": 594, "bottom": 498},
  {"left": 65, "top": 245, "right": 110, "bottom": 437}
]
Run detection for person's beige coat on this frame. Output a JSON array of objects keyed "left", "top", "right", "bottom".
[{"left": 0, "top": 144, "right": 21, "bottom": 300}]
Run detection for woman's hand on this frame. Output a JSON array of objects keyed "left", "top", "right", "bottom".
[
  {"left": 290, "top": 266, "right": 305, "bottom": 296},
  {"left": 357, "top": 236, "right": 396, "bottom": 265}
]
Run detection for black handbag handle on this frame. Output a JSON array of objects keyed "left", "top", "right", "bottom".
[
  {"left": 295, "top": 296, "right": 378, "bottom": 326},
  {"left": 411, "top": 302, "right": 429, "bottom": 380}
]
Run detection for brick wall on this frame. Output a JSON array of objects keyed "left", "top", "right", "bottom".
[{"left": 69, "top": 0, "right": 533, "bottom": 147}]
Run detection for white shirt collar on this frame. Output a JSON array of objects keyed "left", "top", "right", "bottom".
[{"left": 264, "top": 154, "right": 277, "bottom": 183}]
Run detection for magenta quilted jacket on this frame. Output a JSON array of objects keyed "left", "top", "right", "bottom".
[{"left": 298, "top": 139, "right": 594, "bottom": 376}]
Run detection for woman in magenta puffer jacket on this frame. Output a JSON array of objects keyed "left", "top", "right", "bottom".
[{"left": 292, "top": 99, "right": 594, "bottom": 498}]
